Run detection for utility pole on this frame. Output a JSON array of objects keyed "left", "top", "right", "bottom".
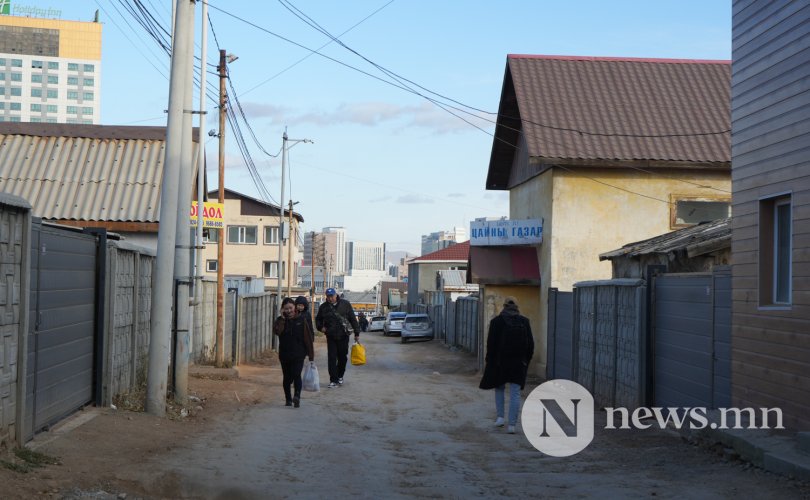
[
  {"left": 276, "top": 132, "right": 312, "bottom": 319},
  {"left": 215, "top": 49, "right": 227, "bottom": 368},
  {"left": 191, "top": 0, "right": 208, "bottom": 383},
  {"left": 147, "top": 0, "right": 195, "bottom": 417},
  {"left": 286, "top": 199, "right": 297, "bottom": 298},
  {"left": 172, "top": 0, "right": 196, "bottom": 402}
]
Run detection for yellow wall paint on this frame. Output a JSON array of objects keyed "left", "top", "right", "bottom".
[
  {"left": 481, "top": 285, "right": 543, "bottom": 378},
  {"left": 503, "top": 167, "right": 730, "bottom": 378},
  {"left": 0, "top": 15, "right": 102, "bottom": 60}
]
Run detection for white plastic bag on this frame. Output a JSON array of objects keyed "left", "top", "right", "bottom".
[{"left": 302, "top": 361, "right": 320, "bottom": 392}]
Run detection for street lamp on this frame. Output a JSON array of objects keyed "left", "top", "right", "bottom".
[{"left": 277, "top": 130, "right": 313, "bottom": 320}]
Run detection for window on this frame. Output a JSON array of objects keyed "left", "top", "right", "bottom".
[
  {"left": 11, "top": 59, "right": 22, "bottom": 67},
  {"left": 83, "top": 77, "right": 94, "bottom": 86},
  {"left": 263, "top": 261, "right": 284, "bottom": 279},
  {"left": 46, "top": 90, "right": 57, "bottom": 99},
  {"left": 67, "top": 90, "right": 79, "bottom": 100},
  {"left": 81, "top": 120, "right": 93, "bottom": 125},
  {"left": 45, "top": 118, "right": 56, "bottom": 123},
  {"left": 66, "top": 118, "right": 79, "bottom": 124},
  {"left": 671, "top": 196, "right": 731, "bottom": 228},
  {"left": 47, "top": 75, "right": 58, "bottom": 84},
  {"left": 10, "top": 72, "right": 20, "bottom": 81},
  {"left": 206, "top": 259, "right": 218, "bottom": 272},
  {"left": 83, "top": 64, "right": 94, "bottom": 72},
  {"left": 47, "top": 61, "right": 58, "bottom": 70},
  {"left": 10, "top": 103, "right": 20, "bottom": 110},
  {"left": 264, "top": 226, "right": 280, "bottom": 244},
  {"left": 0, "top": 88, "right": 5, "bottom": 96},
  {"left": 30, "top": 104, "right": 41, "bottom": 112},
  {"left": 9, "top": 117, "right": 20, "bottom": 122},
  {"left": 67, "top": 76, "right": 78, "bottom": 85},
  {"left": 66, "top": 106, "right": 78, "bottom": 114},
  {"left": 83, "top": 92, "right": 94, "bottom": 101},
  {"left": 31, "top": 74, "right": 41, "bottom": 83},
  {"left": 30, "top": 117, "right": 41, "bottom": 123},
  {"left": 31, "top": 60, "right": 42, "bottom": 69},
  {"left": 10, "top": 87, "right": 21, "bottom": 96},
  {"left": 81, "top": 106, "right": 93, "bottom": 115},
  {"left": 31, "top": 88, "right": 42, "bottom": 97},
  {"left": 759, "top": 194, "right": 792, "bottom": 306},
  {"left": 203, "top": 228, "right": 219, "bottom": 243},
  {"left": 0, "top": 59, "right": 5, "bottom": 65},
  {"left": 68, "top": 63, "right": 78, "bottom": 71},
  {"left": 0, "top": 103, "right": 5, "bottom": 110},
  {"left": 0, "top": 117, "right": 5, "bottom": 122},
  {"left": 227, "top": 225, "right": 257, "bottom": 244},
  {"left": 0, "top": 73, "right": 4, "bottom": 81},
  {"left": 46, "top": 105, "right": 57, "bottom": 113}
]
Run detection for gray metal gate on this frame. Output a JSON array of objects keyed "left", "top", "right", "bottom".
[
  {"left": 652, "top": 269, "right": 731, "bottom": 408},
  {"left": 25, "top": 224, "right": 98, "bottom": 439},
  {"left": 547, "top": 288, "right": 574, "bottom": 380}
]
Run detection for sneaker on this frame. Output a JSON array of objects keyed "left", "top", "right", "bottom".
[
  {"left": 494, "top": 417, "right": 505, "bottom": 427},
  {"left": 507, "top": 425, "right": 516, "bottom": 434},
  {"left": 328, "top": 382, "right": 338, "bottom": 388},
  {"left": 338, "top": 378, "right": 344, "bottom": 386}
]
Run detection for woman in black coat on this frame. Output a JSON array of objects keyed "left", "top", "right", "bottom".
[
  {"left": 274, "top": 297, "right": 315, "bottom": 407},
  {"left": 479, "top": 296, "right": 534, "bottom": 434}
]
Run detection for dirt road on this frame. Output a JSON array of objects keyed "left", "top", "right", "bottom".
[{"left": 4, "top": 333, "right": 809, "bottom": 499}]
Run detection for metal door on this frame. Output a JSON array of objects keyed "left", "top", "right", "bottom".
[{"left": 25, "top": 224, "right": 97, "bottom": 440}]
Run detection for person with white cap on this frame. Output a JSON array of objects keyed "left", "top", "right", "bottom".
[
  {"left": 315, "top": 288, "right": 360, "bottom": 388},
  {"left": 479, "top": 296, "right": 535, "bottom": 434}
]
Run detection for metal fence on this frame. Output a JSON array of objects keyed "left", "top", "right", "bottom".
[
  {"left": 573, "top": 280, "right": 647, "bottom": 409},
  {"left": 237, "top": 292, "right": 276, "bottom": 364}
]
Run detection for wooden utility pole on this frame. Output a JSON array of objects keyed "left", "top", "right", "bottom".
[{"left": 215, "top": 49, "right": 226, "bottom": 367}]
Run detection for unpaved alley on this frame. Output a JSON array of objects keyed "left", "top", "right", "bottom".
[{"left": 107, "top": 333, "right": 809, "bottom": 499}]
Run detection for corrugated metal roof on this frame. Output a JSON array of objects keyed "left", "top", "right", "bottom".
[
  {"left": 488, "top": 55, "right": 731, "bottom": 189},
  {"left": 438, "top": 269, "right": 468, "bottom": 288},
  {"left": 0, "top": 123, "right": 200, "bottom": 222},
  {"left": 599, "top": 217, "right": 731, "bottom": 260}
]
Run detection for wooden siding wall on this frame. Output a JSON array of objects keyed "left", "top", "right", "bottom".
[{"left": 731, "top": 0, "right": 810, "bottom": 429}]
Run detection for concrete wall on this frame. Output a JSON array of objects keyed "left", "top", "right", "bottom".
[
  {"left": 0, "top": 200, "right": 30, "bottom": 447},
  {"left": 102, "top": 241, "right": 155, "bottom": 406}
]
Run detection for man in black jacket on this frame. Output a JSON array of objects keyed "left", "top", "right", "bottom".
[{"left": 316, "top": 288, "right": 360, "bottom": 388}]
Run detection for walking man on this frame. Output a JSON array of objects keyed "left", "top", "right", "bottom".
[{"left": 316, "top": 288, "right": 360, "bottom": 388}]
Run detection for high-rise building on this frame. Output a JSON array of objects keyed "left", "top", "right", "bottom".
[
  {"left": 0, "top": 11, "right": 101, "bottom": 124},
  {"left": 346, "top": 241, "right": 386, "bottom": 271},
  {"left": 322, "top": 227, "right": 346, "bottom": 274},
  {"left": 420, "top": 227, "right": 468, "bottom": 256}
]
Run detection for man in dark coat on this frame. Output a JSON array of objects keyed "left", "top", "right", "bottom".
[
  {"left": 479, "top": 296, "right": 534, "bottom": 434},
  {"left": 315, "top": 288, "right": 360, "bottom": 388}
]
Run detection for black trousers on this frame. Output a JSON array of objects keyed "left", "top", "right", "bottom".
[
  {"left": 281, "top": 357, "right": 305, "bottom": 401},
  {"left": 327, "top": 336, "right": 350, "bottom": 383}
]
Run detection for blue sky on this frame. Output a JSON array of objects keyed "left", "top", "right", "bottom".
[{"left": 51, "top": 1, "right": 730, "bottom": 255}]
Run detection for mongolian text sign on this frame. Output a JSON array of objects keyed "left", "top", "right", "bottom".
[
  {"left": 190, "top": 202, "right": 224, "bottom": 228},
  {"left": 469, "top": 218, "right": 542, "bottom": 246}
]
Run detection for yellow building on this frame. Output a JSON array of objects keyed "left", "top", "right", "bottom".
[
  {"left": 479, "top": 55, "right": 731, "bottom": 379},
  {"left": 0, "top": 10, "right": 102, "bottom": 123},
  {"left": 201, "top": 189, "right": 304, "bottom": 292}
]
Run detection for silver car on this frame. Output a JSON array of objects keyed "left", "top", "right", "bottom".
[
  {"left": 368, "top": 315, "right": 386, "bottom": 332},
  {"left": 383, "top": 312, "right": 407, "bottom": 336},
  {"left": 401, "top": 314, "right": 434, "bottom": 343}
]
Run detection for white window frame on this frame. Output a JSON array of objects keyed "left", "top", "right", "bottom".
[
  {"left": 264, "top": 226, "right": 280, "bottom": 245},
  {"left": 206, "top": 259, "right": 218, "bottom": 272},
  {"left": 227, "top": 225, "right": 257, "bottom": 244},
  {"left": 263, "top": 261, "right": 280, "bottom": 279}
]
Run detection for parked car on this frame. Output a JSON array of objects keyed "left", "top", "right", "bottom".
[
  {"left": 401, "top": 314, "right": 434, "bottom": 343},
  {"left": 368, "top": 315, "right": 386, "bottom": 332},
  {"left": 383, "top": 312, "right": 407, "bottom": 336}
]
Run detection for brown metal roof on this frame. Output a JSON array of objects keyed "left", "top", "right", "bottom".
[
  {"left": 0, "top": 123, "right": 201, "bottom": 223},
  {"left": 487, "top": 55, "right": 731, "bottom": 189}
]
